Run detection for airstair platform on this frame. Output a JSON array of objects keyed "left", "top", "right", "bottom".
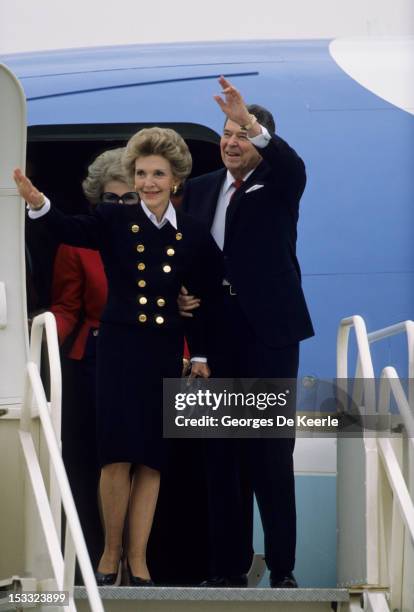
[{"left": 74, "top": 586, "right": 350, "bottom": 612}]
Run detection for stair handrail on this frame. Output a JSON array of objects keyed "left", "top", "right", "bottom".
[
  {"left": 378, "top": 367, "right": 414, "bottom": 534},
  {"left": 337, "top": 315, "right": 375, "bottom": 414},
  {"left": 368, "top": 320, "right": 414, "bottom": 410},
  {"left": 337, "top": 317, "right": 414, "bottom": 413},
  {"left": 376, "top": 366, "right": 414, "bottom": 610},
  {"left": 19, "top": 312, "right": 103, "bottom": 612},
  {"left": 337, "top": 315, "right": 375, "bottom": 379}
]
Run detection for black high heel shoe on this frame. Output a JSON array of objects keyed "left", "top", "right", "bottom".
[
  {"left": 126, "top": 560, "right": 154, "bottom": 586},
  {"left": 95, "top": 561, "right": 121, "bottom": 586}
]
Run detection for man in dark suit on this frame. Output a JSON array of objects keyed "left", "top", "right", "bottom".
[{"left": 182, "top": 77, "right": 314, "bottom": 588}]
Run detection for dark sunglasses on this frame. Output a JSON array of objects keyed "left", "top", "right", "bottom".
[{"left": 101, "top": 191, "right": 139, "bottom": 205}]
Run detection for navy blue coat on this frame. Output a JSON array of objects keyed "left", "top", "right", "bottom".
[
  {"left": 31, "top": 203, "right": 223, "bottom": 358},
  {"left": 183, "top": 133, "right": 314, "bottom": 348}
]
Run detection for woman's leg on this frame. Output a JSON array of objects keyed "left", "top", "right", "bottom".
[
  {"left": 127, "top": 464, "right": 161, "bottom": 579},
  {"left": 97, "top": 462, "right": 131, "bottom": 573}
]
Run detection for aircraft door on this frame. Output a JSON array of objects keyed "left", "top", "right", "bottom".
[{"left": 0, "top": 64, "right": 28, "bottom": 410}]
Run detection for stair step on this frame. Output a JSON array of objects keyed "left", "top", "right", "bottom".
[
  {"left": 75, "top": 586, "right": 349, "bottom": 602},
  {"left": 75, "top": 586, "right": 349, "bottom": 611}
]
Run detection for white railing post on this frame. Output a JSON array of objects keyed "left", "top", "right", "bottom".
[
  {"left": 337, "top": 315, "right": 379, "bottom": 587},
  {"left": 377, "top": 371, "right": 414, "bottom": 533},
  {"left": 389, "top": 480, "right": 404, "bottom": 610},
  {"left": 20, "top": 366, "right": 65, "bottom": 586},
  {"left": 406, "top": 320, "right": 414, "bottom": 412},
  {"left": 19, "top": 313, "right": 104, "bottom": 612},
  {"left": 63, "top": 523, "right": 77, "bottom": 599},
  {"left": 30, "top": 313, "right": 62, "bottom": 541}
]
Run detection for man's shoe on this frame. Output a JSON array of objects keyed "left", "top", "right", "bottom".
[
  {"left": 270, "top": 571, "right": 298, "bottom": 588},
  {"left": 199, "top": 574, "right": 248, "bottom": 588}
]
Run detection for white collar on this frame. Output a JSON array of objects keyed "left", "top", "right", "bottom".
[
  {"left": 224, "top": 168, "right": 256, "bottom": 194},
  {"left": 140, "top": 200, "right": 177, "bottom": 229}
]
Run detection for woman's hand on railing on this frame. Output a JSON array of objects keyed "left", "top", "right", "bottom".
[{"left": 13, "top": 168, "right": 46, "bottom": 210}]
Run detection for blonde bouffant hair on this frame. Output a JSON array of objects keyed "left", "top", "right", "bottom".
[
  {"left": 82, "top": 147, "right": 130, "bottom": 205},
  {"left": 123, "top": 127, "right": 192, "bottom": 186}
]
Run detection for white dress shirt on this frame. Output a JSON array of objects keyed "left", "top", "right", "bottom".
[
  {"left": 140, "top": 200, "right": 177, "bottom": 229},
  {"left": 210, "top": 124, "right": 271, "bottom": 250}
]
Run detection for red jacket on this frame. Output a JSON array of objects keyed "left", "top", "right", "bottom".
[{"left": 51, "top": 245, "right": 107, "bottom": 359}]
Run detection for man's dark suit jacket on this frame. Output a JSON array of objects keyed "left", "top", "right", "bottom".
[{"left": 183, "top": 133, "right": 314, "bottom": 348}]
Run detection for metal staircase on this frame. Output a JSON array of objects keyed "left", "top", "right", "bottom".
[
  {"left": 3, "top": 313, "right": 414, "bottom": 612},
  {"left": 337, "top": 316, "right": 414, "bottom": 612}
]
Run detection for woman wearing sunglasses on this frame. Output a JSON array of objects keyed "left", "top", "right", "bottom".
[
  {"left": 49, "top": 147, "right": 133, "bottom": 575},
  {"left": 14, "top": 128, "right": 222, "bottom": 586},
  {"left": 52, "top": 148, "right": 136, "bottom": 369}
]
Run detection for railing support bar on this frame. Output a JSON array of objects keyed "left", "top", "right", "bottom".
[{"left": 19, "top": 312, "right": 104, "bottom": 612}]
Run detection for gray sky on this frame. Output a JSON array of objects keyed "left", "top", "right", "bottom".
[{"left": 1, "top": 0, "right": 413, "bottom": 54}]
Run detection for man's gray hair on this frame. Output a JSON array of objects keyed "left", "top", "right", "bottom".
[{"left": 246, "top": 104, "right": 276, "bottom": 134}]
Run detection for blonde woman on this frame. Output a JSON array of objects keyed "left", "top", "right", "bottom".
[
  {"left": 50, "top": 148, "right": 131, "bottom": 575},
  {"left": 14, "top": 127, "right": 222, "bottom": 586}
]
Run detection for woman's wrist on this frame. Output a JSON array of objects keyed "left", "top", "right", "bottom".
[{"left": 29, "top": 192, "right": 46, "bottom": 210}]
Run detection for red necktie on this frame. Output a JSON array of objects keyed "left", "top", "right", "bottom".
[{"left": 230, "top": 179, "right": 243, "bottom": 202}]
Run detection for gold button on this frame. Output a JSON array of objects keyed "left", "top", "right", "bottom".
[
  {"left": 166, "top": 247, "right": 175, "bottom": 256},
  {"left": 136, "top": 244, "right": 145, "bottom": 253},
  {"left": 137, "top": 280, "right": 146, "bottom": 288},
  {"left": 162, "top": 264, "right": 172, "bottom": 273},
  {"left": 157, "top": 298, "right": 166, "bottom": 307},
  {"left": 155, "top": 316, "right": 164, "bottom": 325},
  {"left": 138, "top": 296, "right": 148, "bottom": 305},
  {"left": 175, "top": 232, "right": 183, "bottom": 241},
  {"left": 137, "top": 262, "right": 146, "bottom": 271},
  {"left": 131, "top": 224, "right": 140, "bottom": 233},
  {"left": 138, "top": 314, "right": 147, "bottom": 323}
]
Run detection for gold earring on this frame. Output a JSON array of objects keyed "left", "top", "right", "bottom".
[{"left": 171, "top": 184, "right": 178, "bottom": 195}]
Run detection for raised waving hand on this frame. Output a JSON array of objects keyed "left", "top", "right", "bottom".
[
  {"left": 214, "top": 76, "right": 261, "bottom": 136},
  {"left": 13, "top": 168, "right": 46, "bottom": 209}
]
